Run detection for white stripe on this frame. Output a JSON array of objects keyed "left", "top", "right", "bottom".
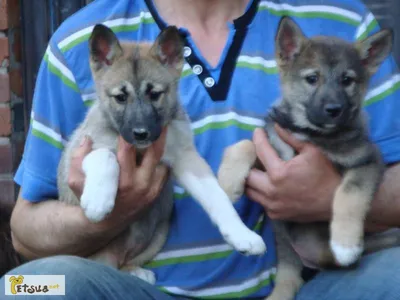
[
  {"left": 82, "top": 92, "right": 98, "bottom": 102},
  {"left": 365, "top": 74, "right": 400, "bottom": 102},
  {"left": 58, "top": 12, "right": 153, "bottom": 50},
  {"left": 355, "top": 13, "right": 375, "bottom": 39},
  {"left": 162, "top": 267, "right": 276, "bottom": 297},
  {"left": 173, "top": 186, "right": 185, "bottom": 195},
  {"left": 238, "top": 55, "right": 277, "bottom": 69},
  {"left": 182, "top": 63, "right": 191, "bottom": 72},
  {"left": 46, "top": 47, "right": 76, "bottom": 84},
  {"left": 153, "top": 214, "right": 265, "bottom": 261},
  {"left": 154, "top": 244, "right": 233, "bottom": 261},
  {"left": 31, "top": 112, "right": 67, "bottom": 145},
  {"left": 257, "top": 214, "right": 265, "bottom": 224},
  {"left": 191, "top": 112, "right": 265, "bottom": 131},
  {"left": 259, "top": 1, "right": 362, "bottom": 22}
]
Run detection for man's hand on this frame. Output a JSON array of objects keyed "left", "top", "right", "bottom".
[
  {"left": 68, "top": 129, "right": 169, "bottom": 224},
  {"left": 245, "top": 126, "right": 341, "bottom": 222}
]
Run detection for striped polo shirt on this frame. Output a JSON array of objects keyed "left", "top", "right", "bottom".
[{"left": 15, "top": 0, "right": 400, "bottom": 298}]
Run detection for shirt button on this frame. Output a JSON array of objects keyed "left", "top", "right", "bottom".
[
  {"left": 183, "top": 46, "right": 192, "bottom": 57},
  {"left": 193, "top": 64, "right": 203, "bottom": 75},
  {"left": 204, "top": 77, "right": 215, "bottom": 88}
]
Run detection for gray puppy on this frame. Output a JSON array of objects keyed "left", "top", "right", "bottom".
[
  {"left": 218, "top": 16, "right": 394, "bottom": 300},
  {"left": 57, "top": 24, "right": 266, "bottom": 283}
]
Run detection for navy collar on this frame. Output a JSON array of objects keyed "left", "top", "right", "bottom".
[{"left": 144, "top": 0, "right": 260, "bottom": 101}]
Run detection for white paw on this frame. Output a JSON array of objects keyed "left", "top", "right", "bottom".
[
  {"left": 80, "top": 183, "right": 117, "bottom": 223},
  {"left": 130, "top": 268, "right": 156, "bottom": 285},
  {"left": 330, "top": 240, "right": 363, "bottom": 266},
  {"left": 222, "top": 225, "right": 266, "bottom": 255},
  {"left": 80, "top": 149, "right": 119, "bottom": 223}
]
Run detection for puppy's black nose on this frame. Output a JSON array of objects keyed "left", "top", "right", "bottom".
[
  {"left": 133, "top": 128, "right": 149, "bottom": 141},
  {"left": 324, "top": 103, "right": 343, "bottom": 119}
]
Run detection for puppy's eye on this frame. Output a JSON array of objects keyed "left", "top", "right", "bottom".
[
  {"left": 341, "top": 75, "right": 354, "bottom": 87},
  {"left": 114, "top": 94, "right": 127, "bottom": 103},
  {"left": 148, "top": 90, "right": 164, "bottom": 101},
  {"left": 305, "top": 74, "right": 319, "bottom": 85}
]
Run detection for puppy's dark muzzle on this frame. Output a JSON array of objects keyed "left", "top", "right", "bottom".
[
  {"left": 120, "top": 124, "right": 162, "bottom": 148},
  {"left": 133, "top": 128, "right": 150, "bottom": 141},
  {"left": 323, "top": 103, "right": 344, "bottom": 119},
  {"left": 307, "top": 102, "right": 350, "bottom": 129}
]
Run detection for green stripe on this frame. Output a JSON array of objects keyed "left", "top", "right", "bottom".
[
  {"left": 236, "top": 61, "right": 278, "bottom": 74},
  {"left": 181, "top": 68, "right": 193, "bottom": 78},
  {"left": 31, "top": 128, "right": 64, "bottom": 150},
  {"left": 145, "top": 250, "right": 233, "bottom": 268},
  {"left": 259, "top": 6, "right": 360, "bottom": 26},
  {"left": 44, "top": 54, "right": 79, "bottom": 92},
  {"left": 364, "top": 80, "right": 400, "bottom": 107},
  {"left": 174, "top": 192, "right": 190, "bottom": 200},
  {"left": 60, "top": 17, "right": 155, "bottom": 52},
  {"left": 145, "top": 218, "right": 264, "bottom": 268},
  {"left": 194, "top": 120, "right": 259, "bottom": 135},
  {"left": 159, "top": 273, "right": 275, "bottom": 299},
  {"left": 254, "top": 219, "right": 263, "bottom": 232},
  {"left": 84, "top": 100, "right": 95, "bottom": 107},
  {"left": 357, "top": 18, "right": 378, "bottom": 41}
]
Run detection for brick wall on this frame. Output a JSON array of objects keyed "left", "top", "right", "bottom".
[{"left": 0, "top": 0, "right": 23, "bottom": 205}]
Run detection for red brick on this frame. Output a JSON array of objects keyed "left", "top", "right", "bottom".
[
  {"left": 0, "top": 36, "right": 8, "bottom": 62},
  {"left": 0, "top": 140, "right": 11, "bottom": 173},
  {"left": 0, "top": 73, "right": 9, "bottom": 102},
  {"left": 0, "top": 179, "right": 15, "bottom": 204},
  {"left": 0, "top": 0, "right": 8, "bottom": 30},
  {"left": 0, "top": 106, "right": 11, "bottom": 136},
  {"left": 9, "top": 69, "right": 21, "bottom": 96}
]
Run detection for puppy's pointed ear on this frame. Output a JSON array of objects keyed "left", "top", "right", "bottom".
[
  {"left": 89, "top": 24, "right": 123, "bottom": 71},
  {"left": 275, "top": 17, "right": 306, "bottom": 67},
  {"left": 356, "top": 28, "right": 393, "bottom": 76},
  {"left": 150, "top": 26, "right": 184, "bottom": 74}
]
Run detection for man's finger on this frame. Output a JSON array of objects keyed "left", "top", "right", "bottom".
[
  {"left": 117, "top": 136, "right": 137, "bottom": 176},
  {"left": 274, "top": 124, "right": 306, "bottom": 152},
  {"left": 253, "top": 128, "right": 283, "bottom": 171},
  {"left": 246, "top": 169, "right": 276, "bottom": 199},
  {"left": 152, "top": 127, "right": 168, "bottom": 161},
  {"left": 246, "top": 187, "right": 271, "bottom": 208},
  {"left": 137, "top": 127, "right": 168, "bottom": 181},
  {"left": 73, "top": 135, "right": 93, "bottom": 158},
  {"left": 153, "top": 165, "right": 170, "bottom": 190},
  {"left": 136, "top": 145, "right": 159, "bottom": 184}
]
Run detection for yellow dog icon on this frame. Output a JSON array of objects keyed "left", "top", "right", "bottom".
[{"left": 9, "top": 275, "right": 24, "bottom": 295}]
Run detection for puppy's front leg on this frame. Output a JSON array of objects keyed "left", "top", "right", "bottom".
[
  {"left": 173, "top": 148, "right": 266, "bottom": 255},
  {"left": 80, "top": 148, "right": 120, "bottom": 223},
  {"left": 218, "top": 140, "right": 257, "bottom": 203},
  {"left": 330, "top": 162, "right": 383, "bottom": 266}
]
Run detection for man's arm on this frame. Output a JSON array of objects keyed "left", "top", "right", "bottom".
[
  {"left": 12, "top": 134, "right": 168, "bottom": 261},
  {"left": 367, "top": 163, "right": 400, "bottom": 229},
  {"left": 11, "top": 192, "right": 129, "bottom": 260}
]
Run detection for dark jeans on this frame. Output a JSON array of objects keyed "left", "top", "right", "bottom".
[{"left": 2, "top": 247, "right": 400, "bottom": 299}]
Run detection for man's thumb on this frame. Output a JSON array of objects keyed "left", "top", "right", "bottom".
[{"left": 78, "top": 135, "right": 93, "bottom": 155}]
